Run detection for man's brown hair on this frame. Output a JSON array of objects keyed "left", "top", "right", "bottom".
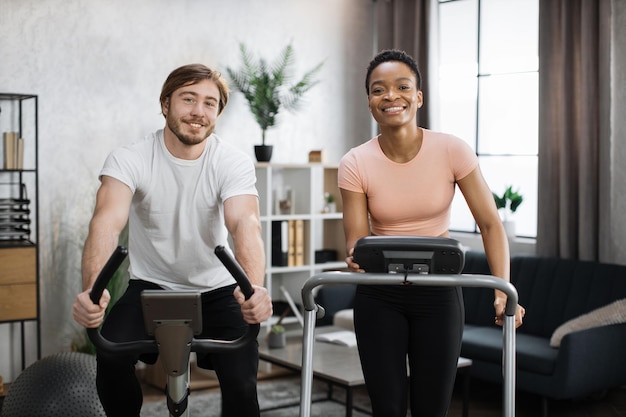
[{"left": 160, "top": 64, "right": 230, "bottom": 115}]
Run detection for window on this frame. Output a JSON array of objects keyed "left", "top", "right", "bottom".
[{"left": 436, "top": 0, "right": 538, "bottom": 237}]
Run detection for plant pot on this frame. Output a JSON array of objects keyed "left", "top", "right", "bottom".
[
  {"left": 503, "top": 220, "right": 516, "bottom": 239},
  {"left": 254, "top": 145, "right": 273, "bottom": 162},
  {"left": 324, "top": 202, "right": 336, "bottom": 213},
  {"left": 268, "top": 331, "right": 286, "bottom": 348}
]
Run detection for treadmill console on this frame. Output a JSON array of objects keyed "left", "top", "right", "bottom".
[{"left": 353, "top": 236, "right": 465, "bottom": 274}]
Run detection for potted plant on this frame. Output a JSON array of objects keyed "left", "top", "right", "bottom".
[
  {"left": 493, "top": 185, "right": 523, "bottom": 238},
  {"left": 323, "top": 192, "right": 336, "bottom": 213},
  {"left": 267, "top": 308, "right": 289, "bottom": 348},
  {"left": 226, "top": 43, "right": 323, "bottom": 162}
]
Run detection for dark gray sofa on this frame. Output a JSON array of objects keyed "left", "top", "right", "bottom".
[
  {"left": 314, "top": 251, "right": 626, "bottom": 416},
  {"left": 461, "top": 251, "right": 626, "bottom": 416}
]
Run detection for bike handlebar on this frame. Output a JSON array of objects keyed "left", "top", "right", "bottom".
[
  {"left": 87, "top": 245, "right": 259, "bottom": 355},
  {"left": 214, "top": 245, "right": 254, "bottom": 299},
  {"left": 88, "top": 246, "right": 128, "bottom": 304}
]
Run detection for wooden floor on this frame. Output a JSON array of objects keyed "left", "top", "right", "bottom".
[{"left": 140, "top": 366, "right": 626, "bottom": 417}]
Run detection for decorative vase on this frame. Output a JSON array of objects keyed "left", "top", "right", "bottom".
[
  {"left": 268, "top": 331, "right": 286, "bottom": 348},
  {"left": 254, "top": 145, "right": 273, "bottom": 162}
]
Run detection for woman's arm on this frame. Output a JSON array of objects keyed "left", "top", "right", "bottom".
[
  {"left": 457, "top": 167, "right": 510, "bottom": 280},
  {"left": 340, "top": 188, "right": 370, "bottom": 271},
  {"left": 457, "top": 166, "right": 525, "bottom": 327}
]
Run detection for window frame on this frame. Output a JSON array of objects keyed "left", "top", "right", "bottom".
[{"left": 435, "top": 0, "right": 539, "bottom": 238}]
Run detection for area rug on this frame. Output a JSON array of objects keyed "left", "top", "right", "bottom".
[{"left": 140, "top": 376, "right": 373, "bottom": 417}]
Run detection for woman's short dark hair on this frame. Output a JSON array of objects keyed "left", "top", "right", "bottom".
[
  {"left": 365, "top": 49, "right": 422, "bottom": 95},
  {"left": 160, "top": 64, "right": 230, "bottom": 116}
]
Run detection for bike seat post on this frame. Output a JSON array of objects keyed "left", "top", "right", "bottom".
[
  {"left": 153, "top": 324, "right": 195, "bottom": 417},
  {"left": 141, "top": 290, "right": 203, "bottom": 417}
]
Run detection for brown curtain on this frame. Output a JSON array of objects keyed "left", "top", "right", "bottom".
[
  {"left": 375, "top": 0, "right": 431, "bottom": 128},
  {"left": 536, "top": 0, "right": 602, "bottom": 261}
]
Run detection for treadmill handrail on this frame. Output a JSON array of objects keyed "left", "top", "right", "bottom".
[{"left": 301, "top": 272, "right": 519, "bottom": 316}]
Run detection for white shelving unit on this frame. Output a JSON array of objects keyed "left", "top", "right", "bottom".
[{"left": 255, "top": 163, "right": 346, "bottom": 330}]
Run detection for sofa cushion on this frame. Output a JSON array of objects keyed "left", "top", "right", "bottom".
[
  {"left": 462, "top": 324, "right": 559, "bottom": 375},
  {"left": 333, "top": 308, "right": 355, "bottom": 331},
  {"left": 549, "top": 298, "right": 626, "bottom": 347}
]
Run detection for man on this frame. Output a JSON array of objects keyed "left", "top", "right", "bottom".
[{"left": 73, "top": 63, "right": 272, "bottom": 417}]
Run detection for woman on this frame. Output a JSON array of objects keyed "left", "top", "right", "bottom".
[{"left": 339, "top": 49, "right": 525, "bottom": 417}]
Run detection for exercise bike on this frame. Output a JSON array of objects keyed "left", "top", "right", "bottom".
[{"left": 87, "top": 245, "right": 259, "bottom": 417}]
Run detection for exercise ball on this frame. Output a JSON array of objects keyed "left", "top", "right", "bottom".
[{"left": 1, "top": 352, "right": 105, "bottom": 417}]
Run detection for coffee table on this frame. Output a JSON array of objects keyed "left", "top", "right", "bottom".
[{"left": 258, "top": 326, "right": 472, "bottom": 417}]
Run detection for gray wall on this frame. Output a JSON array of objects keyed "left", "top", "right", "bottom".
[{"left": 0, "top": 0, "right": 375, "bottom": 381}]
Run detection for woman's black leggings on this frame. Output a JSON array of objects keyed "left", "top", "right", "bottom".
[
  {"left": 96, "top": 280, "right": 260, "bottom": 417},
  {"left": 354, "top": 284, "right": 464, "bottom": 417}
]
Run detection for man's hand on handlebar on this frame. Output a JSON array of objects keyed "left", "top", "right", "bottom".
[
  {"left": 73, "top": 288, "right": 111, "bottom": 329},
  {"left": 233, "top": 285, "right": 273, "bottom": 324}
]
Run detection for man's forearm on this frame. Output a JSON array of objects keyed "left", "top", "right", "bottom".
[
  {"left": 81, "top": 223, "right": 121, "bottom": 291},
  {"left": 232, "top": 219, "right": 266, "bottom": 287},
  {"left": 234, "top": 239, "right": 265, "bottom": 287}
]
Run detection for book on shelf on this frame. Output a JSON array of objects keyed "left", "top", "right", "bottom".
[
  {"left": 294, "top": 219, "right": 304, "bottom": 266},
  {"left": 3, "top": 132, "right": 24, "bottom": 170},
  {"left": 315, "top": 330, "right": 357, "bottom": 347},
  {"left": 3, "top": 132, "right": 16, "bottom": 169},
  {"left": 287, "top": 219, "right": 296, "bottom": 266},
  {"left": 272, "top": 219, "right": 305, "bottom": 267},
  {"left": 271, "top": 220, "right": 289, "bottom": 266}
]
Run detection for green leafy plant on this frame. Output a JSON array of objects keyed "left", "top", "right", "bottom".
[
  {"left": 226, "top": 43, "right": 323, "bottom": 145},
  {"left": 271, "top": 323, "right": 285, "bottom": 334},
  {"left": 270, "top": 307, "right": 289, "bottom": 334},
  {"left": 493, "top": 186, "right": 524, "bottom": 220},
  {"left": 71, "top": 224, "right": 130, "bottom": 354}
]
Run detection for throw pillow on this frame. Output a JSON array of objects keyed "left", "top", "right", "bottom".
[
  {"left": 550, "top": 298, "right": 626, "bottom": 347},
  {"left": 333, "top": 309, "right": 355, "bottom": 331}
]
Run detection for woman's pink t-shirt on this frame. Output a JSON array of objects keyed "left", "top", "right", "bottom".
[{"left": 338, "top": 130, "right": 478, "bottom": 237}]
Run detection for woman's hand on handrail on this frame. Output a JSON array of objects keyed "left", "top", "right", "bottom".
[{"left": 494, "top": 295, "right": 525, "bottom": 328}]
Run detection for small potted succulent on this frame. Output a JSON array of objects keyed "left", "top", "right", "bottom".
[
  {"left": 267, "top": 309, "right": 289, "bottom": 348},
  {"left": 323, "top": 192, "right": 336, "bottom": 213},
  {"left": 493, "top": 185, "right": 524, "bottom": 238}
]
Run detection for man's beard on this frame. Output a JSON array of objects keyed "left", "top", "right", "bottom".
[{"left": 167, "top": 116, "right": 214, "bottom": 146}]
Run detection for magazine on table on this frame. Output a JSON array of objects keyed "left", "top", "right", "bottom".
[{"left": 315, "top": 330, "right": 357, "bottom": 347}]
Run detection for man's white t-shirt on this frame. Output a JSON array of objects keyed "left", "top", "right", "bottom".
[{"left": 100, "top": 129, "right": 258, "bottom": 291}]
